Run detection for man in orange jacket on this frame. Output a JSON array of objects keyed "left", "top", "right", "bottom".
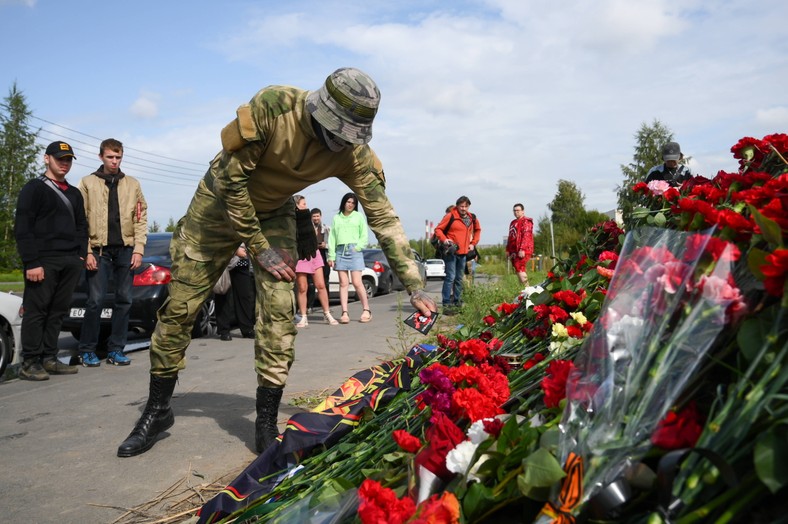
[{"left": 434, "top": 195, "right": 481, "bottom": 314}]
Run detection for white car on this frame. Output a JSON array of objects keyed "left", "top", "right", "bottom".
[
  {"left": 0, "top": 292, "right": 24, "bottom": 377},
  {"left": 327, "top": 265, "right": 379, "bottom": 299},
  {"left": 425, "top": 258, "right": 446, "bottom": 279}
]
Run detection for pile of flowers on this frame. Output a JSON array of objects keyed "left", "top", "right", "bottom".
[{"left": 207, "top": 134, "right": 787, "bottom": 523}]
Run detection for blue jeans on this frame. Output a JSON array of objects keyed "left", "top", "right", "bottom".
[
  {"left": 79, "top": 246, "right": 134, "bottom": 352},
  {"left": 441, "top": 253, "right": 467, "bottom": 306}
]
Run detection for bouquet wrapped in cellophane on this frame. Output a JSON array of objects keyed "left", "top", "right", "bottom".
[{"left": 537, "top": 225, "right": 747, "bottom": 522}]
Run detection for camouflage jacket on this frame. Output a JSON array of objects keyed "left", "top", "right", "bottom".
[{"left": 204, "top": 85, "right": 422, "bottom": 292}]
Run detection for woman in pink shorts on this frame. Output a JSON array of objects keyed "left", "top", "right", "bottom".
[{"left": 294, "top": 195, "right": 338, "bottom": 327}]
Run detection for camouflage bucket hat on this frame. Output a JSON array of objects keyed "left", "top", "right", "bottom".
[{"left": 306, "top": 67, "right": 380, "bottom": 145}]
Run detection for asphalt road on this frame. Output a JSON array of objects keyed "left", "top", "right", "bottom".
[{"left": 0, "top": 279, "right": 445, "bottom": 524}]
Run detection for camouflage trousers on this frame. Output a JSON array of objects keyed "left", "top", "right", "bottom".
[{"left": 150, "top": 185, "right": 297, "bottom": 388}]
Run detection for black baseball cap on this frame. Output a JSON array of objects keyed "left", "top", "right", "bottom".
[
  {"left": 661, "top": 142, "right": 681, "bottom": 162},
  {"left": 45, "top": 141, "right": 77, "bottom": 160}
]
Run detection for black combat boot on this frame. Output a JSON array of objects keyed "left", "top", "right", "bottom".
[
  {"left": 255, "top": 386, "right": 283, "bottom": 453},
  {"left": 117, "top": 375, "right": 177, "bottom": 457}
]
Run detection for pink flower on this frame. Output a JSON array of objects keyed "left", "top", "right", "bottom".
[
  {"left": 697, "top": 275, "right": 747, "bottom": 324},
  {"left": 647, "top": 179, "right": 671, "bottom": 196}
]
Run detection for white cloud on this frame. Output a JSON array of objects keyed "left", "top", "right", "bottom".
[
  {"left": 755, "top": 106, "right": 788, "bottom": 128},
  {"left": 3, "top": 0, "right": 785, "bottom": 242},
  {"left": 129, "top": 92, "right": 161, "bottom": 120}
]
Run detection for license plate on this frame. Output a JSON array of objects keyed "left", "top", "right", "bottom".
[{"left": 70, "top": 308, "right": 113, "bottom": 319}]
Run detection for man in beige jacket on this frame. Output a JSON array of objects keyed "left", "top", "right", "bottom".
[{"left": 77, "top": 138, "right": 147, "bottom": 367}]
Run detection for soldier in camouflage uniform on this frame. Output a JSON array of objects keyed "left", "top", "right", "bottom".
[{"left": 117, "top": 67, "right": 437, "bottom": 457}]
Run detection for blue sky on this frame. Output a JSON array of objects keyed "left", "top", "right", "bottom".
[{"left": 1, "top": 0, "right": 786, "bottom": 244}]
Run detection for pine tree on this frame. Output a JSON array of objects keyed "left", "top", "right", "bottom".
[
  {"left": 0, "top": 83, "right": 41, "bottom": 270},
  {"left": 165, "top": 217, "right": 177, "bottom": 232},
  {"left": 616, "top": 119, "right": 673, "bottom": 229}
]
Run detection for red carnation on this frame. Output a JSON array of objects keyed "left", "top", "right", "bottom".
[
  {"left": 458, "top": 338, "right": 490, "bottom": 362},
  {"left": 392, "top": 429, "right": 422, "bottom": 453},
  {"left": 486, "top": 337, "right": 503, "bottom": 351},
  {"left": 651, "top": 402, "right": 704, "bottom": 450},
  {"left": 414, "top": 412, "right": 466, "bottom": 480},
  {"left": 761, "top": 248, "right": 788, "bottom": 297},
  {"left": 482, "top": 418, "right": 504, "bottom": 438},
  {"left": 548, "top": 305, "right": 570, "bottom": 323},
  {"left": 763, "top": 133, "right": 788, "bottom": 155},
  {"left": 566, "top": 324, "right": 584, "bottom": 339},
  {"left": 541, "top": 359, "right": 575, "bottom": 409},
  {"left": 452, "top": 387, "right": 504, "bottom": 422},
  {"left": 483, "top": 315, "right": 496, "bottom": 326},
  {"left": 553, "top": 290, "right": 582, "bottom": 309},
  {"left": 497, "top": 302, "right": 519, "bottom": 315},
  {"left": 358, "top": 479, "right": 417, "bottom": 524}
]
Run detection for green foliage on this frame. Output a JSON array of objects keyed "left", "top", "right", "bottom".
[
  {"left": 533, "top": 180, "right": 611, "bottom": 258},
  {"left": 148, "top": 220, "right": 161, "bottom": 233},
  {"left": 165, "top": 217, "right": 177, "bottom": 232},
  {"left": 0, "top": 83, "right": 41, "bottom": 270},
  {"left": 617, "top": 119, "right": 674, "bottom": 229}
]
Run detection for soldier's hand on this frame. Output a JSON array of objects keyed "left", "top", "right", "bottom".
[
  {"left": 410, "top": 289, "right": 437, "bottom": 317},
  {"left": 256, "top": 247, "right": 296, "bottom": 282}
]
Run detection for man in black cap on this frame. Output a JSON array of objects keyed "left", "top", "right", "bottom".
[
  {"left": 646, "top": 141, "right": 694, "bottom": 186},
  {"left": 14, "top": 141, "right": 88, "bottom": 380}
]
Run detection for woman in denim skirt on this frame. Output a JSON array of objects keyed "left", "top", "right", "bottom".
[{"left": 327, "top": 192, "right": 372, "bottom": 323}]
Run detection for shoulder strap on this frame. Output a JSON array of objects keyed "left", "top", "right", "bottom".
[
  {"left": 38, "top": 176, "right": 76, "bottom": 224},
  {"left": 443, "top": 214, "right": 455, "bottom": 233}
]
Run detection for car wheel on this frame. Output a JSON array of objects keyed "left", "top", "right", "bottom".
[
  {"left": 192, "top": 298, "right": 217, "bottom": 338},
  {"left": 381, "top": 275, "right": 393, "bottom": 295},
  {"left": 0, "top": 326, "right": 11, "bottom": 377},
  {"left": 362, "top": 277, "right": 375, "bottom": 299}
]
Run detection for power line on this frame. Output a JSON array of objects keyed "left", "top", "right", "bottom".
[
  {"left": 36, "top": 129, "right": 205, "bottom": 183},
  {"left": 27, "top": 113, "right": 208, "bottom": 166},
  {"left": 1, "top": 101, "right": 211, "bottom": 178}
]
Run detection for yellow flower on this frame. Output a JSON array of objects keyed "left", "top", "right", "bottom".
[
  {"left": 552, "top": 323, "right": 569, "bottom": 338},
  {"left": 570, "top": 312, "right": 588, "bottom": 325}
]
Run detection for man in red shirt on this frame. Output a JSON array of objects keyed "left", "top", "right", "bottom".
[{"left": 506, "top": 203, "right": 534, "bottom": 285}]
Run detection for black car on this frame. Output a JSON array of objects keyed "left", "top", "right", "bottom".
[
  {"left": 61, "top": 232, "right": 215, "bottom": 348},
  {"left": 362, "top": 248, "right": 428, "bottom": 296}
]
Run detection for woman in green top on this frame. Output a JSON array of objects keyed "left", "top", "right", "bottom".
[{"left": 327, "top": 193, "right": 371, "bottom": 323}]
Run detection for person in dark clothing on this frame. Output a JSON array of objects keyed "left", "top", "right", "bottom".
[
  {"left": 14, "top": 141, "right": 88, "bottom": 381},
  {"left": 77, "top": 139, "right": 148, "bottom": 367},
  {"left": 307, "top": 207, "right": 330, "bottom": 311},
  {"left": 645, "top": 141, "right": 694, "bottom": 186},
  {"left": 216, "top": 244, "right": 256, "bottom": 341}
]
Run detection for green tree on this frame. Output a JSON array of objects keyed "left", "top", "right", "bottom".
[
  {"left": 617, "top": 119, "right": 673, "bottom": 229},
  {"left": 149, "top": 220, "right": 161, "bottom": 233},
  {"left": 534, "top": 180, "right": 610, "bottom": 258},
  {"left": 0, "top": 83, "right": 41, "bottom": 270},
  {"left": 165, "top": 217, "right": 177, "bottom": 232},
  {"left": 533, "top": 215, "right": 553, "bottom": 257},
  {"left": 549, "top": 180, "right": 587, "bottom": 229}
]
